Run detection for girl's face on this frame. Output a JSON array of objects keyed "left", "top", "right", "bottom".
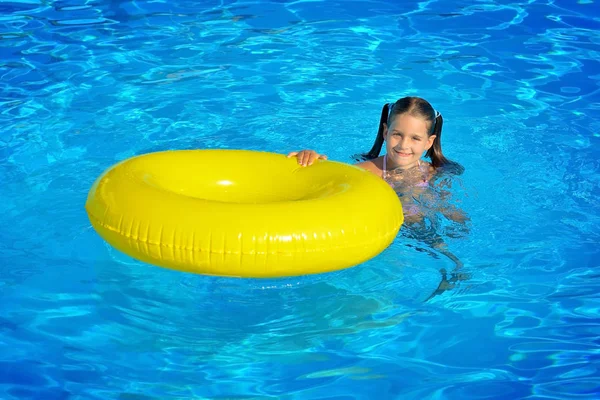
[{"left": 383, "top": 113, "right": 436, "bottom": 170}]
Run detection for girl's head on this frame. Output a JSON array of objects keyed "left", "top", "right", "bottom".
[{"left": 358, "top": 96, "right": 463, "bottom": 174}]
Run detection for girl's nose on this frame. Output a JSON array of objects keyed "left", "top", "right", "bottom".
[{"left": 400, "top": 137, "right": 410, "bottom": 148}]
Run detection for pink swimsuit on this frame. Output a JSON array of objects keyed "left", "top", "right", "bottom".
[
  {"left": 382, "top": 154, "right": 430, "bottom": 187},
  {"left": 383, "top": 155, "right": 430, "bottom": 217}
]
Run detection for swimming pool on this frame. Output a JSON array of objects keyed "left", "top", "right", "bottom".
[{"left": 1, "top": 0, "right": 599, "bottom": 398}]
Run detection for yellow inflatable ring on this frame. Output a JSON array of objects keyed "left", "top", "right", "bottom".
[{"left": 85, "top": 149, "right": 403, "bottom": 277}]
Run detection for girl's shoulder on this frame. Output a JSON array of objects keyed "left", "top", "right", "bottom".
[
  {"left": 355, "top": 156, "right": 384, "bottom": 177},
  {"left": 422, "top": 161, "right": 436, "bottom": 177},
  {"left": 419, "top": 160, "right": 434, "bottom": 171}
]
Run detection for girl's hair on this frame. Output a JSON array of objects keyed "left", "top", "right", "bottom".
[{"left": 355, "top": 96, "right": 464, "bottom": 174}]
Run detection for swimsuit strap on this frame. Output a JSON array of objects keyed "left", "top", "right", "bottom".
[{"left": 418, "top": 159, "right": 429, "bottom": 185}]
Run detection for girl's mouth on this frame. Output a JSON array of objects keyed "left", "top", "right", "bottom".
[{"left": 394, "top": 150, "right": 413, "bottom": 157}]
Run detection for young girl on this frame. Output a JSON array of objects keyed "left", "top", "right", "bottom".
[
  {"left": 288, "top": 96, "right": 465, "bottom": 221},
  {"left": 288, "top": 96, "right": 469, "bottom": 300}
]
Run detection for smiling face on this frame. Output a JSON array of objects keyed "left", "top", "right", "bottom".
[{"left": 383, "top": 113, "right": 436, "bottom": 170}]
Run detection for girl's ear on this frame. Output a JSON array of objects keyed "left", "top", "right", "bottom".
[
  {"left": 382, "top": 122, "right": 389, "bottom": 140},
  {"left": 426, "top": 135, "right": 436, "bottom": 150}
]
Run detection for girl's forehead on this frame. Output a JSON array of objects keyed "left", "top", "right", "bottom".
[{"left": 389, "top": 113, "right": 429, "bottom": 134}]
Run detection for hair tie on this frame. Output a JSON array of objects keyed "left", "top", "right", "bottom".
[{"left": 432, "top": 109, "right": 441, "bottom": 131}]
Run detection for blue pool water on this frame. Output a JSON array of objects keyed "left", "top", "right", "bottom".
[{"left": 1, "top": 0, "right": 599, "bottom": 398}]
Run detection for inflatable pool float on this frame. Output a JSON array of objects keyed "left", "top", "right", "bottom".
[{"left": 85, "top": 149, "right": 403, "bottom": 277}]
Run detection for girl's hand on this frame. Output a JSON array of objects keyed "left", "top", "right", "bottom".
[
  {"left": 443, "top": 208, "right": 470, "bottom": 224},
  {"left": 286, "top": 150, "right": 328, "bottom": 166}
]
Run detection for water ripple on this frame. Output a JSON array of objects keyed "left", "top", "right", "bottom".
[{"left": 1, "top": 0, "right": 599, "bottom": 398}]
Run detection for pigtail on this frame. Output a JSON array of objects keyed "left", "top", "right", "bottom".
[
  {"left": 425, "top": 113, "right": 464, "bottom": 174},
  {"left": 353, "top": 103, "right": 389, "bottom": 161}
]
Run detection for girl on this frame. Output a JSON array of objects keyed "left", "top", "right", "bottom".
[
  {"left": 288, "top": 96, "right": 469, "bottom": 300},
  {"left": 288, "top": 96, "right": 465, "bottom": 223}
]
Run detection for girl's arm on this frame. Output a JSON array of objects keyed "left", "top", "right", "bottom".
[{"left": 434, "top": 178, "right": 470, "bottom": 224}]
